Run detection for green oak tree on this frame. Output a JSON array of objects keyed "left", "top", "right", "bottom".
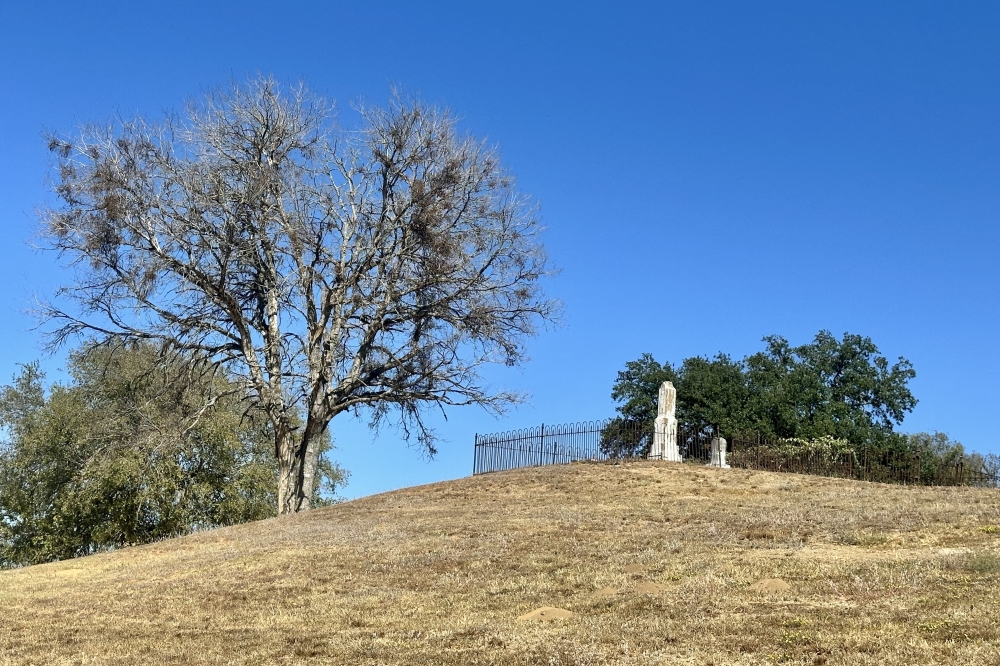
[
  {"left": 610, "top": 331, "right": 917, "bottom": 452},
  {"left": 744, "top": 332, "right": 917, "bottom": 448},
  {"left": 0, "top": 342, "right": 347, "bottom": 567}
]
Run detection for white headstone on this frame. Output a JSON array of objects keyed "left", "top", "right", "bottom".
[
  {"left": 709, "top": 437, "right": 730, "bottom": 468},
  {"left": 650, "top": 381, "right": 680, "bottom": 462}
]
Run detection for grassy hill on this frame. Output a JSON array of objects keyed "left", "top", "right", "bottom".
[{"left": 2, "top": 461, "right": 1000, "bottom": 665}]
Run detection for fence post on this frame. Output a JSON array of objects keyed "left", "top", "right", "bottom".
[{"left": 540, "top": 423, "right": 545, "bottom": 466}]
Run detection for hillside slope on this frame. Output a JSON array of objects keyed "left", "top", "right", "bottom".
[{"left": 2, "top": 461, "right": 1000, "bottom": 665}]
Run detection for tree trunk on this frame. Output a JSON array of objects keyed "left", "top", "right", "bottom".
[
  {"left": 276, "top": 427, "right": 301, "bottom": 515},
  {"left": 301, "top": 435, "right": 321, "bottom": 509},
  {"left": 276, "top": 426, "right": 321, "bottom": 515}
]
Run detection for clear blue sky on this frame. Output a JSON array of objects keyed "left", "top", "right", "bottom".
[{"left": 2, "top": 1, "right": 999, "bottom": 499}]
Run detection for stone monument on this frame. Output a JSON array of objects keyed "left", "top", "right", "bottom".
[
  {"left": 650, "top": 381, "right": 680, "bottom": 462},
  {"left": 709, "top": 437, "right": 730, "bottom": 468}
]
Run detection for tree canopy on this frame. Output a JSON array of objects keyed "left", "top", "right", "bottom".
[
  {"left": 0, "top": 342, "right": 346, "bottom": 567},
  {"left": 610, "top": 331, "right": 917, "bottom": 453},
  {"left": 39, "top": 77, "right": 557, "bottom": 513}
]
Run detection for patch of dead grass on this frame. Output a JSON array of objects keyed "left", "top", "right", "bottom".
[{"left": 2, "top": 461, "right": 1000, "bottom": 664}]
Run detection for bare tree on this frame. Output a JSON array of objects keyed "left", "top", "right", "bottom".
[{"left": 38, "top": 77, "right": 558, "bottom": 514}]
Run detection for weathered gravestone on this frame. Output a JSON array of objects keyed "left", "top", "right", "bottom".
[
  {"left": 709, "top": 437, "right": 731, "bottom": 468},
  {"left": 649, "top": 381, "right": 729, "bottom": 467},
  {"left": 649, "top": 381, "right": 680, "bottom": 461}
]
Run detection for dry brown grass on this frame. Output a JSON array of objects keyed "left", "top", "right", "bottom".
[{"left": 3, "top": 461, "right": 1000, "bottom": 665}]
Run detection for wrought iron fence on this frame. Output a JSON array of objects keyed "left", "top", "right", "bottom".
[
  {"left": 471, "top": 419, "right": 722, "bottom": 475},
  {"left": 472, "top": 419, "right": 1000, "bottom": 487},
  {"left": 472, "top": 420, "right": 616, "bottom": 475}
]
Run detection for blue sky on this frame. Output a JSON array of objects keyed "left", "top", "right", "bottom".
[{"left": 2, "top": 1, "right": 999, "bottom": 499}]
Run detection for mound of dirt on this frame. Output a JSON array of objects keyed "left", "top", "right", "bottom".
[
  {"left": 750, "top": 578, "right": 791, "bottom": 592},
  {"left": 516, "top": 606, "right": 575, "bottom": 621}
]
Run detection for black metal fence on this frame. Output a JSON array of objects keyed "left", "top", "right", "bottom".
[
  {"left": 472, "top": 419, "right": 723, "bottom": 475},
  {"left": 472, "top": 420, "right": 616, "bottom": 475},
  {"left": 472, "top": 419, "right": 1000, "bottom": 487}
]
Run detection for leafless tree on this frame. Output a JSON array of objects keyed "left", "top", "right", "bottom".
[{"left": 38, "top": 77, "right": 558, "bottom": 514}]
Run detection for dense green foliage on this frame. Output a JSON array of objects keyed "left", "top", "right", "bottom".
[
  {"left": 609, "top": 331, "right": 918, "bottom": 455},
  {"left": 0, "top": 343, "right": 347, "bottom": 567}
]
